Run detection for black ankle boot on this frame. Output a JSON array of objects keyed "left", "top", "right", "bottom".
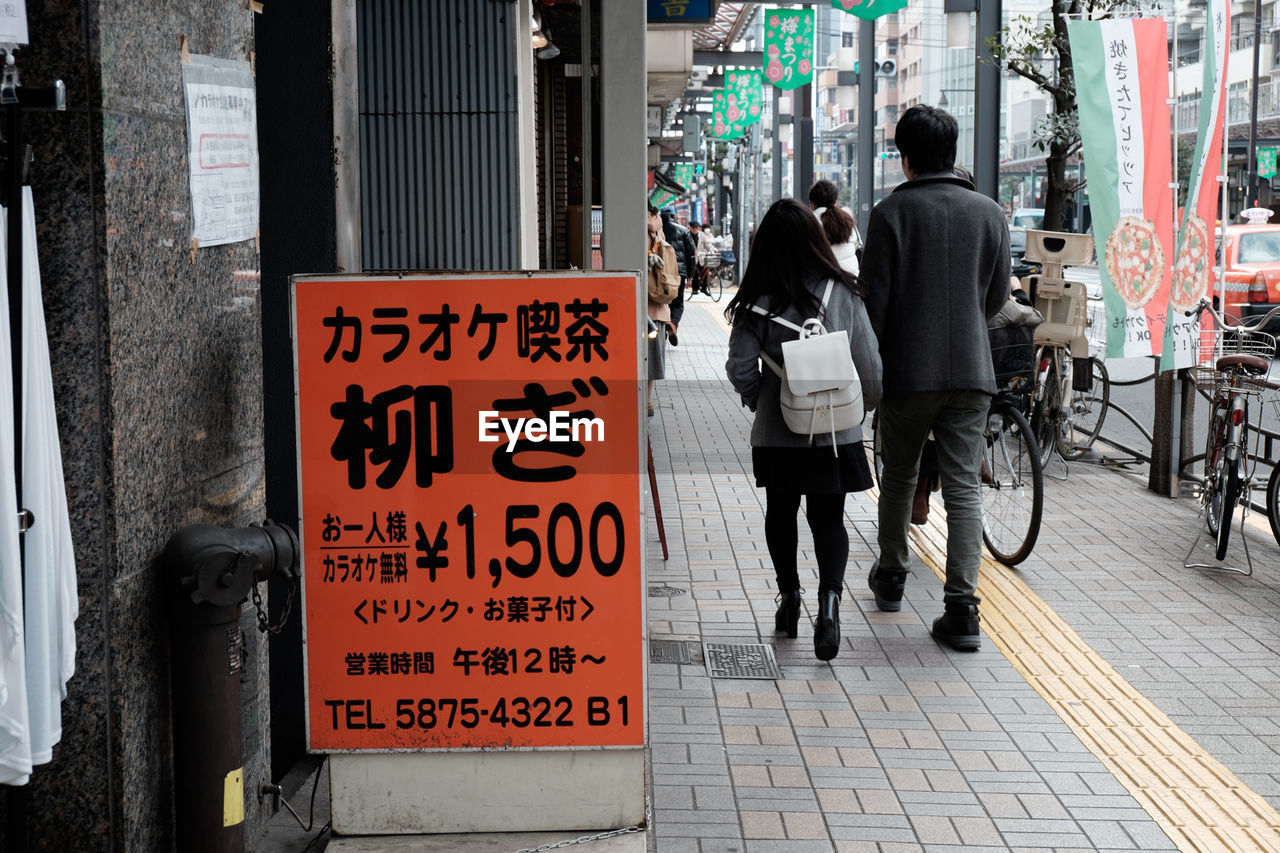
[
  {"left": 775, "top": 590, "right": 802, "bottom": 638},
  {"left": 814, "top": 590, "right": 841, "bottom": 661},
  {"left": 867, "top": 565, "right": 907, "bottom": 612},
  {"left": 931, "top": 603, "right": 981, "bottom": 652}
]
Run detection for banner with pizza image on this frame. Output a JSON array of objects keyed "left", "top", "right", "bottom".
[
  {"left": 1160, "top": 0, "right": 1230, "bottom": 371},
  {"left": 1068, "top": 18, "right": 1175, "bottom": 359}
]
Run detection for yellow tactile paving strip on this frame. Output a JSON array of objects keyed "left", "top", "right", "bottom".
[{"left": 902, "top": 495, "right": 1280, "bottom": 853}]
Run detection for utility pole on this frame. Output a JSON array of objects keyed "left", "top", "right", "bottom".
[{"left": 1245, "top": 0, "right": 1262, "bottom": 209}]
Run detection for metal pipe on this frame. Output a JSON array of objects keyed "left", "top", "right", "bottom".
[{"left": 166, "top": 522, "right": 299, "bottom": 853}]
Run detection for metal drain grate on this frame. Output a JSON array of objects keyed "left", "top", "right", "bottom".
[
  {"left": 703, "top": 642, "right": 781, "bottom": 679},
  {"left": 648, "top": 585, "right": 687, "bottom": 598},
  {"left": 648, "top": 640, "right": 696, "bottom": 664}
]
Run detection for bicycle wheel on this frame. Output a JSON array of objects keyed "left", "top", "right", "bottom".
[
  {"left": 710, "top": 267, "right": 723, "bottom": 302},
  {"left": 1215, "top": 459, "right": 1241, "bottom": 560},
  {"left": 1203, "top": 411, "right": 1227, "bottom": 537},
  {"left": 1060, "top": 357, "right": 1110, "bottom": 460},
  {"left": 1266, "top": 464, "right": 1280, "bottom": 547},
  {"left": 981, "top": 399, "right": 1044, "bottom": 566},
  {"left": 1030, "top": 348, "right": 1063, "bottom": 467},
  {"left": 719, "top": 264, "right": 735, "bottom": 289}
]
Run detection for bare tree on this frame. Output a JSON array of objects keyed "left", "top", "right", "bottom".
[{"left": 988, "top": 0, "right": 1119, "bottom": 232}]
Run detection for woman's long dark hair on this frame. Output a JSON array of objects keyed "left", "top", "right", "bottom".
[
  {"left": 725, "top": 198, "right": 865, "bottom": 325},
  {"left": 808, "top": 179, "right": 854, "bottom": 246}
]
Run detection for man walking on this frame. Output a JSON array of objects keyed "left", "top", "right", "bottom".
[
  {"left": 860, "top": 105, "right": 1010, "bottom": 651},
  {"left": 660, "top": 208, "right": 697, "bottom": 344}
]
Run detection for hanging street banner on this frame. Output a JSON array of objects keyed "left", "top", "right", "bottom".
[
  {"left": 712, "top": 70, "right": 764, "bottom": 140},
  {"left": 1068, "top": 18, "right": 1174, "bottom": 359},
  {"left": 831, "top": 0, "right": 909, "bottom": 22},
  {"left": 764, "top": 9, "right": 814, "bottom": 90},
  {"left": 711, "top": 90, "right": 739, "bottom": 139},
  {"left": 294, "top": 272, "right": 646, "bottom": 752},
  {"left": 1162, "top": 0, "right": 1231, "bottom": 370}
]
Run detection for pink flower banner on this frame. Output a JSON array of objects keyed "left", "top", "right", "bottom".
[
  {"left": 831, "top": 0, "right": 909, "bottom": 22},
  {"left": 763, "top": 9, "right": 814, "bottom": 91},
  {"left": 712, "top": 70, "right": 763, "bottom": 139}
]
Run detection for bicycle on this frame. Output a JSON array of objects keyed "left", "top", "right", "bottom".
[
  {"left": 1185, "top": 297, "right": 1280, "bottom": 564},
  {"left": 1029, "top": 345, "right": 1110, "bottom": 464},
  {"left": 869, "top": 387, "right": 1044, "bottom": 568},
  {"left": 692, "top": 251, "right": 723, "bottom": 302}
]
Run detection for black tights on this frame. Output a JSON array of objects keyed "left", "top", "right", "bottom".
[{"left": 764, "top": 488, "right": 848, "bottom": 597}]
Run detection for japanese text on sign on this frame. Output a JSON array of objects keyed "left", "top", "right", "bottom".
[{"left": 294, "top": 272, "right": 645, "bottom": 751}]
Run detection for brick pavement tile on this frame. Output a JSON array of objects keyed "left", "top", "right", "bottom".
[
  {"left": 781, "top": 811, "right": 829, "bottom": 839},
  {"left": 1017, "top": 793, "right": 1071, "bottom": 820},
  {"left": 855, "top": 788, "right": 904, "bottom": 815},
  {"left": 743, "top": 841, "right": 843, "bottom": 852},
  {"left": 837, "top": 746, "right": 882, "bottom": 767},
  {"left": 759, "top": 725, "right": 799, "bottom": 745},
  {"left": 957, "top": 809, "right": 1013, "bottom": 845},
  {"left": 884, "top": 767, "right": 930, "bottom": 791},
  {"left": 999, "top": 832, "right": 1094, "bottom": 848},
  {"left": 809, "top": 767, "right": 890, "bottom": 789},
  {"left": 736, "top": 788, "right": 820, "bottom": 808},
  {"left": 833, "top": 842, "right": 923, "bottom": 853},
  {"left": 693, "top": 786, "right": 739, "bottom": 811},
  {"left": 977, "top": 791, "right": 1030, "bottom": 818},
  {"left": 799, "top": 745, "right": 842, "bottom": 766},
  {"left": 768, "top": 765, "right": 812, "bottom": 787},
  {"left": 723, "top": 725, "right": 762, "bottom": 745},
  {"left": 696, "top": 840, "right": 755, "bottom": 853},
  {"left": 908, "top": 814, "right": 960, "bottom": 845},
  {"left": 741, "top": 811, "right": 785, "bottom": 839},
  {"left": 787, "top": 709, "right": 826, "bottom": 728},
  {"left": 815, "top": 787, "right": 861, "bottom": 813},
  {"left": 732, "top": 765, "right": 772, "bottom": 787}
]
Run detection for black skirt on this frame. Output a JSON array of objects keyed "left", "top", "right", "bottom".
[{"left": 752, "top": 443, "right": 874, "bottom": 494}]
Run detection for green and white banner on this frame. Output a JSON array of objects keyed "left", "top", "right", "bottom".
[
  {"left": 763, "top": 9, "right": 814, "bottom": 91},
  {"left": 1068, "top": 18, "right": 1174, "bottom": 359},
  {"left": 1161, "top": 0, "right": 1230, "bottom": 370}
]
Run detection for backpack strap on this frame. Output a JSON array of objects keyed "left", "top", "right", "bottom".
[{"left": 749, "top": 279, "right": 837, "bottom": 380}]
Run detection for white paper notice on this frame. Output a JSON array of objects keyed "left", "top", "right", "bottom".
[
  {"left": 182, "top": 54, "right": 259, "bottom": 248},
  {"left": 0, "top": 1, "right": 29, "bottom": 46}
]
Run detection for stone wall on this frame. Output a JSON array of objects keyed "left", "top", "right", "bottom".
[{"left": 0, "top": 1, "right": 272, "bottom": 850}]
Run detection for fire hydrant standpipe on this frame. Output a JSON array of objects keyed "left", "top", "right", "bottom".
[{"left": 165, "top": 521, "right": 299, "bottom": 853}]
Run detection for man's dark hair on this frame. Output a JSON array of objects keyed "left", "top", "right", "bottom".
[{"left": 894, "top": 104, "right": 957, "bottom": 175}]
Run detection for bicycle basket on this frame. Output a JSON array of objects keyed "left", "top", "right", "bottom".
[
  {"left": 1197, "top": 329, "right": 1277, "bottom": 366},
  {"left": 988, "top": 325, "right": 1036, "bottom": 391}
]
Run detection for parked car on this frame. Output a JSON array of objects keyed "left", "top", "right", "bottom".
[
  {"left": 1219, "top": 222, "right": 1280, "bottom": 330},
  {"left": 1011, "top": 208, "right": 1045, "bottom": 230},
  {"left": 1009, "top": 225, "right": 1040, "bottom": 282}
]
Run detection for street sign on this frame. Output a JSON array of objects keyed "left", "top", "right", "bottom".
[
  {"left": 1258, "top": 146, "right": 1277, "bottom": 180},
  {"left": 293, "top": 272, "right": 646, "bottom": 752}
]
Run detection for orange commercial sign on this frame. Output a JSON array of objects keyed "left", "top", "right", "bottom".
[{"left": 292, "top": 272, "right": 645, "bottom": 751}]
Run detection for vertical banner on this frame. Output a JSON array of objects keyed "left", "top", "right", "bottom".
[
  {"left": 1162, "top": 0, "right": 1230, "bottom": 370},
  {"left": 764, "top": 9, "right": 814, "bottom": 90},
  {"left": 831, "top": 0, "right": 908, "bottom": 21},
  {"left": 294, "top": 272, "right": 646, "bottom": 751},
  {"left": 712, "top": 71, "right": 764, "bottom": 140},
  {"left": 1068, "top": 18, "right": 1174, "bottom": 359}
]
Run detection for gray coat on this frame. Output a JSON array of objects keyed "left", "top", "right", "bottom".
[
  {"left": 861, "top": 172, "right": 1011, "bottom": 398},
  {"left": 725, "top": 276, "right": 883, "bottom": 448}
]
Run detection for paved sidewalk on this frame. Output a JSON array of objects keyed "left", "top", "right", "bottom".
[{"left": 641, "top": 297, "right": 1280, "bottom": 852}]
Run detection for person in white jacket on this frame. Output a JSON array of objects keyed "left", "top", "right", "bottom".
[{"left": 808, "top": 179, "right": 862, "bottom": 275}]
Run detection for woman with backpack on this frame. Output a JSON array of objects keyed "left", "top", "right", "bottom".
[{"left": 724, "top": 199, "right": 882, "bottom": 661}]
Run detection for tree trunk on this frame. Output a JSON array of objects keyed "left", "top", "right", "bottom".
[{"left": 1042, "top": 0, "right": 1081, "bottom": 232}]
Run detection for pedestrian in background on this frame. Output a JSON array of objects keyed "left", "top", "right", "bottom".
[
  {"left": 646, "top": 207, "right": 678, "bottom": 416},
  {"left": 724, "top": 198, "right": 882, "bottom": 661},
  {"left": 808, "top": 179, "right": 862, "bottom": 275},
  {"left": 660, "top": 208, "right": 696, "bottom": 344},
  {"left": 860, "top": 105, "right": 1010, "bottom": 652}
]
